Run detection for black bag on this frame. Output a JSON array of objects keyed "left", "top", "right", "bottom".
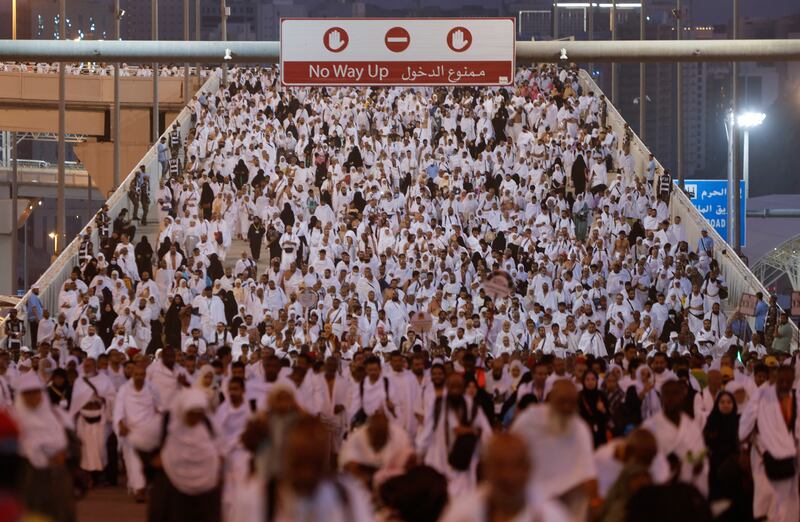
[
  {"left": 760, "top": 390, "right": 797, "bottom": 481},
  {"left": 763, "top": 451, "right": 797, "bottom": 481},
  {"left": 446, "top": 399, "right": 481, "bottom": 472},
  {"left": 350, "top": 377, "right": 390, "bottom": 431}
]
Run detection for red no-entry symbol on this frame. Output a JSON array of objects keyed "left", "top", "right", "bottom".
[
  {"left": 323, "top": 27, "right": 348, "bottom": 53},
  {"left": 447, "top": 27, "right": 472, "bottom": 53},
  {"left": 385, "top": 27, "right": 410, "bottom": 53}
]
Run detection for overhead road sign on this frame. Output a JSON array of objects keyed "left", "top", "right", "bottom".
[
  {"left": 680, "top": 180, "right": 746, "bottom": 246},
  {"left": 280, "top": 18, "right": 515, "bottom": 87}
]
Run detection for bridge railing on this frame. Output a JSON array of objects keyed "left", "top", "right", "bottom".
[
  {"left": 577, "top": 70, "right": 799, "bottom": 349},
  {"left": 0, "top": 71, "right": 220, "bottom": 347}
]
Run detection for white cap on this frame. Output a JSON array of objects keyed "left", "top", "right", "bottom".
[{"left": 15, "top": 371, "right": 43, "bottom": 393}]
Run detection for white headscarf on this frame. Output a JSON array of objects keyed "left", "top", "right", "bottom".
[
  {"left": 14, "top": 373, "right": 69, "bottom": 469},
  {"left": 161, "top": 388, "right": 220, "bottom": 495}
]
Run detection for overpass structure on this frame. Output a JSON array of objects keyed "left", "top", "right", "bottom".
[
  {"left": 0, "top": 38, "right": 797, "bottom": 349},
  {"left": 0, "top": 69, "right": 205, "bottom": 196}
]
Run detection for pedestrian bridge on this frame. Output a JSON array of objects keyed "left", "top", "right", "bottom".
[
  {"left": 1, "top": 68, "right": 797, "bottom": 349},
  {"left": 0, "top": 68, "right": 206, "bottom": 196}
]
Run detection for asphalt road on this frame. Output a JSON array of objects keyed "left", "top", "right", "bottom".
[{"left": 77, "top": 487, "right": 146, "bottom": 522}]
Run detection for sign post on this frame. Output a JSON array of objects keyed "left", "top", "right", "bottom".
[
  {"left": 680, "top": 180, "right": 746, "bottom": 246},
  {"left": 791, "top": 291, "right": 800, "bottom": 317},
  {"left": 281, "top": 18, "right": 515, "bottom": 87},
  {"left": 739, "top": 293, "right": 757, "bottom": 316}
]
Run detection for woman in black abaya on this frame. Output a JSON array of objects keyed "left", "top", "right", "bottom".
[
  {"left": 279, "top": 203, "right": 295, "bottom": 228},
  {"left": 571, "top": 150, "right": 588, "bottom": 194},
  {"left": 135, "top": 236, "right": 154, "bottom": 279}
]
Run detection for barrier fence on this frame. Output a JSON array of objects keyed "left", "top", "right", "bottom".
[
  {"left": 0, "top": 71, "right": 220, "bottom": 347},
  {"left": 577, "top": 70, "right": 799, "bottom": 349}
]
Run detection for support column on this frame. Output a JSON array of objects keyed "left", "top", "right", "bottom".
[
  {"left": 57, "top": 0, "right": 66, "bottom": 255},
  {"left": 221, "top": 0, "right": 228, "bottom": 85},
  {"left": 11, "top": 132, "right": 18, "bottom": 294},
  {"left": 588, "top": 2, "right": 594, "bottom": 75},
  {"left": 731, "top": 0, "right": 740, "bottom": 251},
  {"left": 639, "top": 0, "right": 646, "bottom": 141},
  {"left": 152, "top": 0, "right": 159, "bottom": 143},
  {"left": 184, "top": 0, "right": 190, "bottom": 105},
  {"left": 677, "top": 0, "right": 684, "bottom": 189},
  {"left": 611, "top": 0, "right": 617, "bottom": 105},
  {"left": 113, "top": 0, "right": 121, "bottom": 189}
]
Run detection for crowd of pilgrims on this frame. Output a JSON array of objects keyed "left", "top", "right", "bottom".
[{"left": 1, "top": 64, "right": 799, "bottom": 522}]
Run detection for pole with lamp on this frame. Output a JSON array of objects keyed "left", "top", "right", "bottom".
[
  {"left": 737, "top": 112, "right": 765, "bottom": 202},
  {"left": 48, "top": 232, "right": 59, "bottom": 263},
  {"left": 152, "top": 0, "right": 159, "bottom": 144},
  {"left": 113, "top": 2, "right": 123, "bottom": 190}
]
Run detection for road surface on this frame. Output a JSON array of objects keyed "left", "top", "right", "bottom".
[{"left": 77, "top": 487, "right": 146, "bottom": 522}]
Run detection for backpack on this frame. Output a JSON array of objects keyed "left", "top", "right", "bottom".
[{"left": 350, "top": 377, "right": 390, "bottom": 430}]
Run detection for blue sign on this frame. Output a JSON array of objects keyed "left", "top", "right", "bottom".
[{"left": 680, "top": 180, "right": 746, "bottom": 246}]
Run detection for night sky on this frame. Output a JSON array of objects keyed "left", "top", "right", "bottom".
[{"left": 692, "top": 0, "right": 799, "bottom": 24}]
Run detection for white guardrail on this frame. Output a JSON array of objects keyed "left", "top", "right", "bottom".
[
  {"left": 0, "top": 71, "right": 221, "bottom": 347},
  {"left": 577, "top": 70, "right": 799, "bottom": 350}
]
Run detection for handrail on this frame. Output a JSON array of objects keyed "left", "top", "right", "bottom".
[
  {"left": 0, "top": 70, "right": 220, "bottom": 347},
  {"left": 577, "top": 70, "right": 799, "bottom": 350}
]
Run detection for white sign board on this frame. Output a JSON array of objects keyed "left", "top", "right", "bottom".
[{"left": 280, "top": 18, "right": 515, "bottom": 87}]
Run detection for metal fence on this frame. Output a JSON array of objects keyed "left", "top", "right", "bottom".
[
  {"left": 0, "top": 71, "right": 220, "bottom": 347},
  {"left": 577, "top": 70, "right": 799, "bottom": 349}
]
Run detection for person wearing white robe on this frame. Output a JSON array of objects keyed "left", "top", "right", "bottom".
[
  {"left": 213, "top": 377, "right": 252, "bottom": 520},
  {"left": 146, "top": 346, "right": 182, "bottom": 409},
  {"left": 14, "top": 372, "right": 76, "bottom": 522},
  {"left": 348, "top": 357, "right": 397, "bottom": 423},
  {"left": 80, "top": 325, "right": 106, "bottom": 359},
  {"left": 439, "top": 433, "right": 569, "bottom": 522},
  {"left": 642, "top": 380, "right": 709, "bottom": 497},
  {"left": 594, "top": 430, "right": 671, "bottom": 497},
  {"left": 578, "top": 322, "right": 607, "bottom": 357},
  {"left": 510, "top": 380, "right": 597, "bottom": 521},
  {"left": 131, "top": 299, "right": 153, "bottom": 351},
  {"left": 113, "top": 364, "right": 162, "bottom": 500},
  {"left": 230, "top": 416, "right": 373, "bottom": 522},
  {"left": 316, "top": 357, "right": 352, "bottom": 454},
  {"left": 339, "top": 410, "right": 413, "bottom": 488},
  {"left": 70, "top": 357, "right": 117, "bottom": 475},
  {"left": 739, "top": 366, "right": 800, "bottom": 522},
  {"left": 385, "top": 352, "right": 418, "bottom": 438},
  {"left": 151, "top": 388, "right": 221, "bottom": 522},
  {"left": 415, "top": 373, "right": 492, "bottom": 497}
]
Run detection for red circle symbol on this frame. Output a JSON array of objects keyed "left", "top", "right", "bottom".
[
  {"left": 385, "top": 27, "right": 410, "bottom": 53},
  {"left": 323, "top": 27, "right": 348, "bottom": 53},
  {"left": 447, "top": 27, "right": 472, "bottom": 53}
]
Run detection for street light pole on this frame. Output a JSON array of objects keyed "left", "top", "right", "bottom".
[
  {"left": 639, "top": 0, "right": 646, "bottom": 141},
  {"left": 11, "top": 132, "right": 17, "bottom": 294},
  {"left": 726, "top": 110, "right": 735, "bottom": 247},
  {"left": 113, "top": 0, "right": 121, "bottom": 190},
  {"left": 737, "top": 112, "right": 765, "bottom": 204},
  {"left": 195, "top": 0, "right": 200, "bottom": 80},
  {"left": 743, "top": 128, "right": 749, "bottom": 201},
  {"left": 57, "top": 0, "right": 66, "bottom": 255},
  {"left": 184, "top": 0, "right": 190, "bottom": 105},
  {"left": 587, "top": 2, "right": 594, "bottom": 75},
  {"left": 611, "top": 0, "right": 617, "bottom": 105},
  {"left": 11, "top": 0, "right": 16, "bottom": 40},
  {"left": 731, "top": 0, "right": 740, "bottom": 252},
  {"left": 221, "top": 0, "right": 228, "bottom": 85},
  {"left": 676, "top": 0, "right": 683, "bottom": 189},
  {"left": 553, "top": 2, "right": 559, "bottom": 40},
  {"left": 152, "top": 0, "right": 159, "bottom": 143}
]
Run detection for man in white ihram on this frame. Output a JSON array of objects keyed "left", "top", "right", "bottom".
[
  {"left": 511, "top": 380, "right": 597, "bottom": 521},
  {"left": 739, "top": 366, "right": 800, "bottom": 522},
  {"left": 113, "top": 364, "right": 162, "bottom": 502},
  {"left": 70, "top": 357, "right": 116, "bottom": 483}
]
